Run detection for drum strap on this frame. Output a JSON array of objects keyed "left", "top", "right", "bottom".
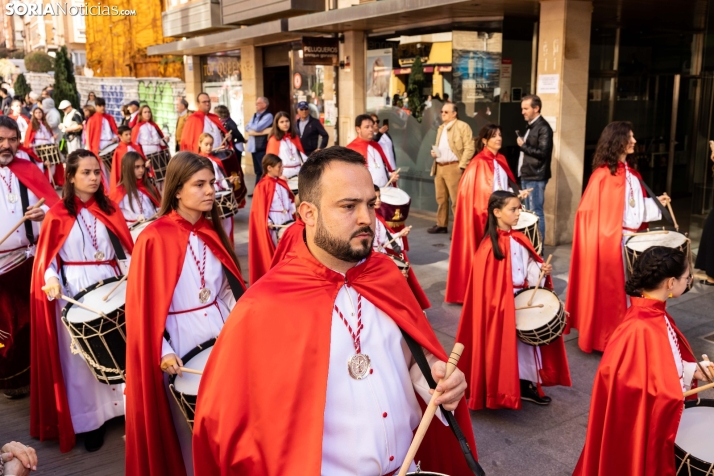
[
  {"left": 222, "top": 265, "right": 245, "bottom": 301},
  {"left": 638, "top": 178, "right": 673, "bottom": 224},
  {"left": 18, "top": 182, "right": 35, "bottom": 245},
  {"left": 509, "top": 178, "right": 521, "bottom": 194},
  {"left": 383, "top": 228, "right": 403, "bottom": 255},
  {"left": 399, "top": 328, "right": 486, "bottom": 476},
  {"left": 106, "top": 229, "right": 127, "bottom": 260}
]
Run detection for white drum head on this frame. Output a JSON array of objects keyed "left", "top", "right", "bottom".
[
  {"left": 99, "top": 143, "right": 119, "bottom": 156},
  {"left": 514, "top": 289, "right": 561, "bottom": 331},
  {"left": 626, "top": 231, "right": 687, "bottom": 252},
  {"left": 287, "top": 177, "right": 299, "bottom": 190},
  {"left": 130, "top": 219, "right": 155, "bottom": 242},
  {"left": 173, "top": 346, "right": 213, "bottom": 396},
  {"left": 514, "top": 210, "right": 538, "bottom": 230},
  {"left": 65, "top": 280, "right": 127, "bottom": 324},
  {"left": 676, "top": 406, "right": 714, "bottom": 462},
  {"left": 380, "top": 187, "right": 410, "bottom": 206}
]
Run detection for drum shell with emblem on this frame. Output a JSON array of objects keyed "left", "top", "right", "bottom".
[
  {"left": 675, "top": 398, "right": 714, "bottom": 475},
  {"left": 98, "top": 143, "right": 119, "bottom": 172},
  {"left": 378, "top": 187, "right": 411, "bottom": 227},
  {"left": 211, "top": 149, "right": 247, "bottom": 208},
  {"left": 169, "top": 339, "right": 214, "bottom": 431},
  {"left": 625, "top": 227, "right": 693, "bottom": 293},
  {"left": 514, "top": 210, "right": 542, "bottom": 255},
  {"left": 60, "top": 276, "right": 127, "bottom": 384},
  {"left": 514, "top": 287, "right": 566, "bottom": 346},
  {"left": 35, "top": 143, "right": 63, "bottom": 166}
]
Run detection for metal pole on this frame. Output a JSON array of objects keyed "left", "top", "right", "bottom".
[{"left": 666, "top": 74, "right": 680, "bottom": 197}]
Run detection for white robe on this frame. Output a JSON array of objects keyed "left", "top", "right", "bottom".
[
  {"left": 136, "top": 122, "right": 162, "bottom": 155},
  {"left": 118, "top": 191, "right": 157, "bottom": 224},
  {"left": 267, "top": 179, "right": 295, "bottom": 246},
  {"left": 277, "top": 137, "right": 306, "bottom": 179},
  {"left": 99, "top": 117, "right": 116, "bottom": 152},
  {"left": 367, "top": 145, "right": 389, "bottom": 188},
  {"left": 0, "top": 166, "right": 49, "bottom": 257},
  {"left": 378, "top": 133, "right": 396, "bottom": 170}
]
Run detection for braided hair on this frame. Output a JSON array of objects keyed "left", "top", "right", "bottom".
[{"left": 625, "top": 246, "right": 688, "bottom": 296}]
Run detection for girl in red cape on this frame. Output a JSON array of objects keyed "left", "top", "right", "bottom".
[
  {"left": 30, "top": 149, "right": 133, "bottom": 453},
  {"left": 131, "top": 105, "right": 168, "bottom": 157},
  {"left": 456, "top": 191, "right": 571, "bottom": 410},
  {"left": 574, "top": 246, "right": 713, "bottom": 476},
  {"left": 124, "top": 152, "right": 246, "bottom": 476},
  {"left": 109, "top": 125, "right": 145, "bottom": 193},
  {"left": 265, "top": 111, "right": 307, "bottom": 179},
  {"left": 24, "top": 107, "right": 63, "bottom": 186},
  {"left": 198, "top": 133, "right": 239, "bottom": 243},
  {"left": 109, "top": 151, "right": 161, "bottom": 225},
  {"left": 446, "top": 124, "right": 522, "bottom": 304},
  {"left": 565, "top": 122, "right": 670, "bottom": 353},
  {"left": 248, "top": 153, "right": 295, "bottom": 285}
]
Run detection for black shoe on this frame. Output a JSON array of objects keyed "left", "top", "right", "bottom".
[
  {"left": 247, "top": 194, "right": 254, "bottom": 198},
  {"left": 701, "top": 279, "right": 714, "bottom": 286},
  {"left": 520, "top": 379, "right": 552, "bottom": 405},
  {"left": 83, "top": 424, "right": 106, "bottom": 452},
  {"left": 3, "top": 385, "right": 30, "bottom": 399},
  {"left": 427, "top": 226, "right": 448, "bottom": 234}
]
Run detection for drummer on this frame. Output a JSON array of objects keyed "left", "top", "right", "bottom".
[
  {"left": 31, "top": 148, "right": 133, "bottom": 453},
  {"left": 124, "top": 151, "right": 246, "bottom": 476},
  {"left": 197, "top": 133, "right": 238, "bottom": 241},
  {"left": 84, "top": 97, "right": 118, "bottom": 188},
  {"left": 265, "top": 111, "right": 307, "bottom": 179},
  {"left": 248, "top": 153, "right": 294, "bottom": 285},
  {"left": 347, "top": 114, "right": 398, "bottom": 187},
  {"left": 566, "top": 121, "right": 672, "bottom": 353},
  {"left": 109, "top": 125, "right": 146, "bottom": 192},
  {"left": 23, "top": 107, "right": 59, "bottom": 184},
  {"left": 456, "top": 191, "right": 571, "bottom": 409},
  {"left": 109, "top": 151, "right": 161, "bottom": 225},
  {"left": 131, "top": 105, "right": 167, "bottom": 157},
  {"left": 574, "top": 246, "right": 713, "bottom": 475}
]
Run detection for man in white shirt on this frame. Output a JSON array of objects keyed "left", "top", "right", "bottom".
[{"left": 58, "top": 100, "right": 83, "bottom": 154}]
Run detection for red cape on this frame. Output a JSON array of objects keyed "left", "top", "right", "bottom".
[
  {"left": 199, "top": 152, "right": 227, "bottom": 175},
  {"left": 179, "top": 112, "right": 227, "bottom": 152},
  {"left": 565, "top": 163, "right": 648, "bottom": 353},
  {"left": 30, "top": 196, "right": 133, "bottom": 452},
  {"left": 109, "top": 142, "right": 145, "bottom": 193},
  {"left": 346, "top": 137, "right": 394, "bottom": 173},
  {"left": 85, "top": 113, "right": 118, "bottom": 155},
  {"left": 248, "top": 176, "right": 293, "bottom": 285},
  {"left": 6, "top": 157, "right": 59, "bottom": 207},
  {"left": 265, "top": 134, "right": 305, "bottom": 157},
  {"left": 192, "top": 242, "right": 478, "bottom": 475},
  {"left": 573, "top": 297, "right": 695, "bottom": 476},
  {"left": 376, "top": 214, "right": 430, "bottom": 310},
  {"left": 446, "top": 148, "right": 515, "bottom": 304},
  {"left": 456, "top": 229, "right": 571, "bottom": 410},
  {"left": 269, "top": 217, "right": 305, "bottom": 268},
  {"left": 23, "top": 123, "right": 50, "bottom": 148},
  {"left": 109, "top": 180, "right": 161, "bottom": 210},
  {"left": 124, "top": 211, "right": 245, "bottom": 476},
  {"left": 15, "top": 146, "right": 53, "bottom": 183}
]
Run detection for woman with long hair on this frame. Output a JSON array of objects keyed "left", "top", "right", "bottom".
[
  {"left": 124, "top": 152, "right": 245, "bottom": 476},
  {"left": 84, "top": 91, "right": 96, "bottom": 107},
  {"left": 456, "top": 191, "right": 571, "bottom": 410},
  {"left": 30, "top": 149, "right": 133, "bottom": 453},
  {"left": 24, "top": 107, "right": 61, "bottom": 184},
  {"left": 197, "top": 132, "right": 238, "bottom": 241},
  {"left": 109, "top": 151, "right": 161, "bottom": 224},
  {"left": 565, "top": 121, "right": 671, "bottom": 353},
  {"left": 265, "top": 111, "right": 306, "bottom": 179},
  {"left": 574, "top": 247, "right": 712, "bottom": 475},
  {"left": 81, "top": 105, "right": 96, "bottom": 148},
  {"left": 131, "top": 105, "right": 167, "bottom": 156}
]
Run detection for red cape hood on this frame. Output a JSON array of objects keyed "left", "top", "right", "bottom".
[
  {"left": 85, "top": 113, "right": 118, "bottom": 155},
  {"left": 179, "top": 112, "right": 226, "bottom": 152}
]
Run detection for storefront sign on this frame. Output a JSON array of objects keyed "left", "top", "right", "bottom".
[
  {"left": 537, "top": 74, "right": 560, "bottom": 94},
  {"left": 500, "top": 59, "right": 512, "bottom": 102},
  {"left": 302, "top": 38, "right": 339, "bottom": 66},
  {"left": 201, "top": 52, "right": 241, "bottom": 82}
]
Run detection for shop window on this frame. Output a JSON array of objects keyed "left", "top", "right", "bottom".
[{"left": 201, "top": 51, "right": 244, "bottom": 134}]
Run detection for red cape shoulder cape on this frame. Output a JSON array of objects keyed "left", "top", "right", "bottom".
[
  {"left": 109, "top": 142, "right": 145, "bottom": 193},
  {"left": 85, "top": 113, "right": 118, "bottom": 154},
  {"left": 266, "top": 134, "right": 305, "bottom": 157},
  {"left": 248, "top": 176, "right": 293, "bottom": 285},
  {"left": 269, "top": 217, "right": 305, "bottom": 268},
  {"left": 124, "top": 211, "right": 245, "bottom": 476},
  {"left": 179, "top": 112, "right": 227, "bottom": 152},
  {"left": 130, "top": 120, "right": 165, "bottom": 145},
  {"left": 565, "top": 163, "right": 648, "bottom": 352},
  {"left": 346, "top": 137, "right": 394, "bottom": 173},
  {"left": 109, "top": 181, "right": 161, "bottom": 209},
  {"left": 6, "top": 157, "right": 59, "bottom": 207},
  {"left": 446, "top": 149, "right": 514, "bottom": 303},
  {"left": 30, "top": 196, "right": 132, "bottom": 452},
  {"left": 23, "top": 123, "right": 50, "bottom": 148},
  {"left": 192, "top": 242, "right": 478, "bottom": 476},
  {"left": 573, "top": 297, "right": 694, "bottom": 476},
  {"left": 456, "top": 230, "right": 571, "bottom": 410}
]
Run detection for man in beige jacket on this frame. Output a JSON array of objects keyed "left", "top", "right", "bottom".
[
  {"left": 174, "top": 98, "right": 193, "bottom": 153},
  {"left": 428, "top": 103, "right": 475, "bottom": 233}
]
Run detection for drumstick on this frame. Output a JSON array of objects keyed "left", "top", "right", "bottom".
[
  {"left": 666, "top": 198, "right": 679, "bottom": 231},
  {"left": 377, "top": 226, "right": 412, "bottom": 252},
  {"left": 684, "top": 380, "right": 714, "bottom": 398},
  {"left": 515, "top": 304, "right": 545, "bottom": 311},
  {"left": 385, "top": 168, "right": 401, "bottom": 187},
  {"left": 0, "top": 198, "right": 46, "bottom": 248},
  {"left": 622, "top": 230, "right": 670, "bottom": 237},
  {"left": 268, "top": 224, "right": 292, "bottom": 229},
  {"left": 217, "top": 131, "right": 232, "bottom": 150},
  {"left": 398, "top": 343, "right": 464, "bottom": 476},
  {"left": 102, "top": 275, "right": 127, "bottom": 301},
  {"left": 527, "top": 254, "right": 552, "bottom": 307},
  {"left": 178, "top": 367, "right": 203, "bottom": 376},
  {"left": 60, "top": 294, "right": 109, "bottom": 319}
]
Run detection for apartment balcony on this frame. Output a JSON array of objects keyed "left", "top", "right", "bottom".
[
  {"left": 163, "top": 0, "right": 234, "bottom": 37},
  {"left": 221, "top": 0, "right": 324, "bottom": 26}
]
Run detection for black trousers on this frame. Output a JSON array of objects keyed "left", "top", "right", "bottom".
[
  {"left": 252, "top": 149, "right": 266, "bottom": 185},
  {"left": 696, "top": 210, "right": 714, "bottom": 278}
]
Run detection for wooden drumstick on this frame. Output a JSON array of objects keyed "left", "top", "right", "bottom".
[
  {"left": 102, "top": 275, "right": 128, "bottom": 301},
  {"left": 60, "top": 294, "right": 109, "bottom": 319},
  {"left": 665, "top": 198, "right": 679, "bottom": 232},
  {"left": 377, "top": 226, "right": 412, "bottom": 252},
  {"left": 178, "top": 367, "right": 203, "bottom": 376},
  {"left": 684, "top": 380, "right": 714, "bottom": 398},
  {"left": 0, "top": 198, "right": 46, "bottom": 248},
  {"left": 217, "top": 131, "right": 232, "bottom": 150},
  {"left": 527, "top": 254, "right": 552, "bottom": 307},
  {"left": 385, "top": 167, "right": 401, "bottom": 187},
  {"left": 515, "top": 304, "right": 545, "bottom": 311},
  {"left": 622, "top": 230, "right": 670, "bottom": 237},
  {"left": 398, "top": 343, "right": 464, "bottom": 476}
]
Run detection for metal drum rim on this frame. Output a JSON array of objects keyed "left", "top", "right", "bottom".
[
  {"left": 513, "top": 287, "right": 565, "bottom": 346},
  {"left": 60, "top": 275, "right": 126, "bottom": 320},
  {"left": 675, "top": 398, "right": 714, "bottom": 472}
]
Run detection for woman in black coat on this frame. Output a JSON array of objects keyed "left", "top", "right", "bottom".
[{"left": 696, "top": 149, "right": 714, "bottom": 285}]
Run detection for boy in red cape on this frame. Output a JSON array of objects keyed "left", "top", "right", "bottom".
[
  {"left": 248, "top": 154, "right": 294, "bottom": 284},
  {"left": 84, "top": 97, "right": 118, "bottom": 156},
  {"left": 456, "top": 191, "right": 570, "bottom": 410},
  {"left": 193, "top": 147, "right": 479, "bottom": 476},
  {"left": 446, "top": 124, "right": 520, "bottom": 304},
  {"left": 574, "top": 246, "right": 711, "bottom": 476},
  {"left": 347, "top": 114, "right": 396, "bottom": 188},
  {"left": 109, "top": 125, "right": 145, "bottom": 193},
  {"left": 179, "top": 92, "right": 227, "bottom": 152}
]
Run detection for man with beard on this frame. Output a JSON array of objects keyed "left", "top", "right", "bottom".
[
  {"left": 0, "top": 116, "right": 58, "bottom": 398},
  {"left": 192, "top": 147, "right": 479, "bottom": 476}
]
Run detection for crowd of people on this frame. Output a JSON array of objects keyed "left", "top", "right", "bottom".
[{"left": 0, "top": 85, "right": 713, "bottom": 476}]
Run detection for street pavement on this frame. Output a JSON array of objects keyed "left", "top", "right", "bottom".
[{"left": 2, "top": 185, "right": 714, "bottom": 475}]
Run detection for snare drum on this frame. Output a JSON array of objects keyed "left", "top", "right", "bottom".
[
  {"left": 0, "top": 248, "right": 29, "bottom": 276},
  {"left": 277, "top": 220, "right": 295, "bottom": 242},
  {"left": 514, "top": 210, "right": 542, "bottom": 255},
  {"left": 675, "top": 399, "right": 714, "bottom": 475},
  {"left": 146, "top": 149, "right": 172, "bottom": 182},
  {"left": 61, "top": 276, "right": 127, "bottom": 384},
  {"left": 625, "top": 228, "right": 691, "bottom": 274},
  {"left": 514, "top": 287, "right": 566, "bottom": 346},
  {"left": 388, "top": 253, "right": 410, "bottom": 278},
  {"left": 35, "top": 143, "right": 62, "bottom": 165},
  {"left": 169, "top": 339, "right": 214, "bottom": 431},
  {"left": 287, "top": 176, "right": 299, "bottom": 195},
  {"left": 378, "top": 187, "right": 411, "bottom": 227},
  {"left": 129, "top": 218, "right": 157, "bottom": 242},
  {"left": 98, "top": 143, "right": 119, "bottom": 172},
  {"left": 216, "top": 190, "right": 239, "bottom": 219}
]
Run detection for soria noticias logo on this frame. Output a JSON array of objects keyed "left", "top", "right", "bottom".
[{"left": 4, "top": 2, "right": 137, "bottom": 16}]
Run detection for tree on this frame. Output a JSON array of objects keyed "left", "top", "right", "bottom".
[
  {"left": 24, "top": 51, "right": 54, "bottom": 73},
  {"left": 53, "top": 46, "right": 80, "bottom": 112},
  {"left": 13, "top": 73, "right": 31, "bottom": 98},
  {"left": 407, "top": 56, "right": 425, "bottom": 123}
]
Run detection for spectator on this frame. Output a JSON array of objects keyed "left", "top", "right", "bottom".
[
  {"left": 517, "top": 94, "right": 553, "bottom": 242},
  {"left": 84, "top": 91, "right": 96, "bottom": 107},
  {"left": 0, "top": 87, "right": 11, "bottom": 115},
  {"left": 296, "top": 100, "right": 328, "bottom": 156},
  {"left": 370, "top": 113, "right": 396, "bottom": 170},
  {"left": 428, "top": 102, "right": 475, "bottom": 234},
  {"left": 1, "top": 440, "right": 38, "bottom": 475},
  {"left": 174, "top": 98, "right": 192, "bottom": 153},
  {"left": 81, "top": 105, "right": 96, "bottom": 147},
  {"left": 245, "top": 96, "right": 273, "bottom": 186},
  {"left": 126, "top": 100, "right": 140, "bottom": 127},
  {"left": 58, "top": 100, "right": 83, "bottom": 154},
  {"left": 119, "top": 104, "right": 131, "bottom": 128},
  {"left": 27, "top": 92, "right": 39, "bottom": 111},
  {"left": 214, "top": 104, "right": 245, "bottom": 155},
  {"left": 13, "top": 95, "right": 30, "bottom": 117},
  {"left": 41, "top": 98, "right": 61, "bottom": 140},
  {"left": 443, "top": 93, "right": 450, "bottom": 103},
  {"left": 2, "top": 82, "right": 14, "bottom": 97},
  {"left": 8, "top": 99, "right": 29, "bottom": 141}
]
